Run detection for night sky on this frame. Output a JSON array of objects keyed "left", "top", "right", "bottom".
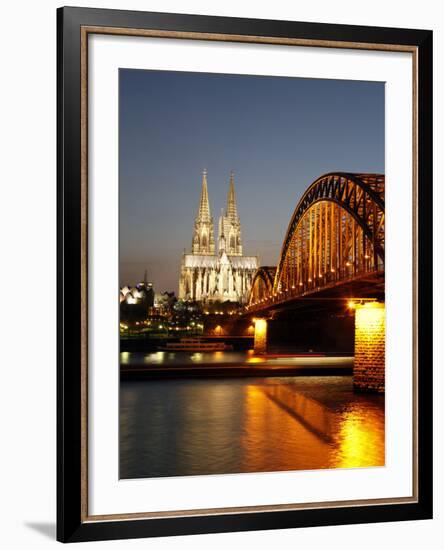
[{"left": 119, "top": 69, "right": 384, "bottom": 293}]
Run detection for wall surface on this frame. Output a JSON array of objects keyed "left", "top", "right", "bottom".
[
  {"left": 353, "top": 303, "right": 385, "bottom": 392},
  {"left": 0, "top": 1, "right": 442, "bottom": 549}
]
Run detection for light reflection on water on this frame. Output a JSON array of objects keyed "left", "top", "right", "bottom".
[
  {"left": 120, "top": 376, "right": 384, "bottom": 479},
  {"left": 120, "top": 350, "right": 249, "bottom": 365},
  {"left": 120, "top": 350, "right": 354, "bottom": 367}
]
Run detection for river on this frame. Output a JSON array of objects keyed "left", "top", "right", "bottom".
[{"left": 120, "top": 358, "right": 384, "bottom": 479}]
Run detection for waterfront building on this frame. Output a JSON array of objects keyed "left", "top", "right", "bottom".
[
  {"left": 179, "top": 170, "right": 258, "bottom": 303},
  {"left": 153, "top": 291, "right": 177, "bottom": 316},
  {"left": 120, "top": 272, "right": 155, "bottom": 322}
]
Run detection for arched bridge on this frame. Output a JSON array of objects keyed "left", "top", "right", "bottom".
[{"left": 247, "top": 172, "right": 385, "bottom": 313}]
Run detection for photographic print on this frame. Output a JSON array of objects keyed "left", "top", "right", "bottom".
[
  {"left": 118, "top": 69, "right": 385, "bottom": 480},
  {"left": 58, "top": 8, "right": 432, "bottom": 541}
]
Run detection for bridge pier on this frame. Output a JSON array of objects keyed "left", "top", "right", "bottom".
[
  {"left": 353, "top": 302, "right": 385, "bottom": 393},
  {"left": 253, "top": 318, "right": 268, "bottom": 354}
]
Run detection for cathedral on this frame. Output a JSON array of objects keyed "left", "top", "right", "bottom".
[{"left": 178, "top": 170, "right": 258, "bottom": 303}]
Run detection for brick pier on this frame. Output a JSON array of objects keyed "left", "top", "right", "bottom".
[
  {"left": 353, "top": 302, "right": 385, "bottom": 393},
  {"left": 253, "top": 319, "right": 268, "bottom": 354}
]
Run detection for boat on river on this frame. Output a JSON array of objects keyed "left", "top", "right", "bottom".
[{"left": 159, "top": 338, "right": 233, "bottom": 352}]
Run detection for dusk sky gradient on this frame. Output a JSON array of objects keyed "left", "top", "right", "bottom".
[{"left": 119, "top": 69, "right": 384, "bottom": 293}]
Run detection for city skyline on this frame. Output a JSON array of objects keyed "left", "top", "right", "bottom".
[{"left": 119, "top": 69, "right": 384, "bottom": 293}]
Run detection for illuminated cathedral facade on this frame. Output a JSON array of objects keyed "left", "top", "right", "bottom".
[{"left": 179, "top": 170, "right": 258, "bottom": 303}]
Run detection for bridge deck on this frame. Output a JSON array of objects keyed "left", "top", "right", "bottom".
[{"left": 246, "top": 270, "right": 384, "bottom": 315}]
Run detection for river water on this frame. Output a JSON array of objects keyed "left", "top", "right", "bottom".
[{"left": 120, "top": 357, "right": 384, "bottom": 479}]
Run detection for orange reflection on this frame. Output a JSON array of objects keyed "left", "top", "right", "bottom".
[
  {"left": 332, "top": 407, "right": 385, "bottom": 468},
  {"left": 246, "top": 357, "right": 266, "bottom": 364},
  {"left": 240, "top": 384, "right": 332, "bottom": 472},
  {"left": 240, "top": 383, "right": 384, "bottom": 472}
]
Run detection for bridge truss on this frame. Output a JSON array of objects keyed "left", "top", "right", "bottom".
[{"left": 247, "top": 173, "right": 385, "bottom": 311}]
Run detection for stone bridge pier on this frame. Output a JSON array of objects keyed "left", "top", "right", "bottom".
[
  {"left": 253, "top": 318, "right": 268, "bottom": 354},
  {"left": 353, "top": 302, "right": 385, "bottom": 393},
  {"left": 250, "top": 301, "right": 385, "bottom": 394}
]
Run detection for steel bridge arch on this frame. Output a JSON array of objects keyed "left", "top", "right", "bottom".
[
  {"left": 249, "top": 267, "right": 277, "bottom": 304},
  {"left": 273, "top": 172, "right": 385, "bottom": 292}
]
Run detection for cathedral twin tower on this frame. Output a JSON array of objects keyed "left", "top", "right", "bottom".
[
  {"left": 192, "top": 169, "right": 242, "bottom": 257},
  {"left": 179, "top": 170, "right": 258, "bottom": 303}
]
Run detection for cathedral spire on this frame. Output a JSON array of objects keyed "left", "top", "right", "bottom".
[
  {"left": 218, "top": 171, "right": 242, "bottom": 256},
  {"left": 197, "top": 169, "right": 211, "bottom": 222},
  {"left": 192, "top": 169, "right": 215, "bottom": 255},
  {"left": 226, "top": 171, "right": 238, "bottom": 221}
]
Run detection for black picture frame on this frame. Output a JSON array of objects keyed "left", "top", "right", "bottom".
[{"left": 57, "top": 6, "right": 433, "bottom": 543}]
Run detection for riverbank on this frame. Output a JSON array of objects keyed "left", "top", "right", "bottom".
[{"left": 120, "top": 355, "right": 353, "bottom": 379}]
